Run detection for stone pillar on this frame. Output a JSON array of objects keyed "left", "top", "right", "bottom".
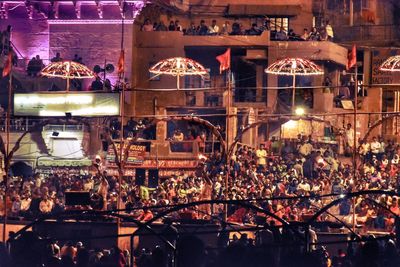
[
  {"left": 226, "top": 107, "right": 237, "bottom": 149},
  {"left": 156, "top": 107, "right": 167, "bottom": 141},
  {"left": 267, "top": 56, "right": 278, "bottom": 110}
]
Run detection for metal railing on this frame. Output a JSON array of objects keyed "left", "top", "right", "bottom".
[
  {"left": 0, "top": 118, "right": 87, "bottom": 132},
  {"left": 335, "top": 24, "right": 400, "bottom": 43}
]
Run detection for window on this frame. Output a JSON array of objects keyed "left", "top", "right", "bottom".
[{"left": 269, "top": 17, "right": 289, "bottom": 33}]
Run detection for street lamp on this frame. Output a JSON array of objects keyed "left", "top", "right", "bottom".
[
  {"left": 265, "top": 58, "right": 324, "bottom": 111},
  {"left": 149, "top": 57, "right": 208, "bottom": 89},
  {"left": 295, "top": 107, "right": 306, "bottom": 116}
]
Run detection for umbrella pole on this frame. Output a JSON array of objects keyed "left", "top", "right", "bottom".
[
  {"left": 292, "top": 74, "right": 296, "bottom": 111},
  {"left": 177, "top": 75, "right": 180, "bottom": 90},
  {"left": 66, "top": 77, "right": 70, "bottom": 92}
]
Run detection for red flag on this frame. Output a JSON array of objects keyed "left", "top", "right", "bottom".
[
  {"left": 117, "top": 50, "right": 125, "bottom": 75},
  {"left": 2, "top": 52, "right": 12, "bottom": 77},
  {"left": 346, "top": 44, "right": 356, "bottom": 70},
  {"left": 216, "top": 48, "right": 231, "bottom": 74}
]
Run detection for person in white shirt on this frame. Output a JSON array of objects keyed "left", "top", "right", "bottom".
[
  {"left": 370, "top": 136, "right": 381, "bottom": 159},
  {"left": 208, "top": 19, "right": 219, "bottom": 35},
  {"left": 345, "top": 123, "right": 354, "bottom": 148},
  {"left": 39, "top": 194, "right": 54, "bottom": 214},
  {"left": 256, "top": 144, "right": 267, "bottom": 169},
  {"left": 358, "top": 139, "right": 370, "bottom": 162}
]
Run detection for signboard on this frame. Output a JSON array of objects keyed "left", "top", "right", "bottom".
[
  {"left": 248, "top": 107, "right": 256, "bottom": 125},
  {"left": 106, "top": 168, "right": 196, "bottom": 177},
  {"left": 372, "top": 49, "right": 400, "bottom": 85},
  {"left": 106, "top": 143, "right": 147, "bottom": 165},
  {"left": 107, "top": 159, "right": 199, "bottom": 169},
  {"left": 14, "top": 93, "right": 120, "bottom": 117}
]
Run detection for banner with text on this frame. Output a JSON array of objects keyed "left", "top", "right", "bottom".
[
  {"left": 372, "top": 49, "right": 400, "bottom": 85},
  {"left": 14, "top": 93, "right": 120, "bottom": 117}
]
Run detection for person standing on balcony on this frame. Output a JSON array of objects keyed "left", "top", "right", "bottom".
[
  {"left": 300, "top": 28, "right": 310, "bottom": 40},
  {"left": 175, "top": 20, "right": 182, "bottom": 31},
  {"left": 325, "top": 20, "right": 334, "bottom": 41},
  {"left": 196, "top": 132, "right": 206, "bottom": 153},
  {"left": 198, "top": 20, "right": 209, "bottom": 35},
  {"left": 276, "top": 27, "right": 288, "bottom": 40},
  {"left": 51, "top": 52, "right": 63, "bottom": 62},
  {"left": 155, "top": 21, "right": 167, "bottom": 31},
  {"left": 208, "top": 20, "right": 219, "bottom": 35},
  {"left": 141, "top": 19, "right": 154, "bottom": 31},
  {"left": 168, "top": 21, "right": 176, "bottom": 31},
  {"left": 186, "top": 22, "right": 198, "bottom": 35},
  {"left": 231, "top": 18, "right": 241, "bottom": 35},
  {"left": 221, "top": 21, "right": 230, "bottom": 35},
  {"left": 309, "top": 27, "right": 321, "bottom": 41}
]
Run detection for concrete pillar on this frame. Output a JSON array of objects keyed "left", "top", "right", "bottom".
[
  {"left": 156, "top": 107, "right": 167, "bottom": 141},
  {"left": 349, "top": 0, "right": 354, "bottom": 26}
]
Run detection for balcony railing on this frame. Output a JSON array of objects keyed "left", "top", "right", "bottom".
[
  {"left": 0, "top": 118, "right": 87, "bottom": 132},
  {"left": 335, "top": 24, "right": 400, "bottom": 43}
]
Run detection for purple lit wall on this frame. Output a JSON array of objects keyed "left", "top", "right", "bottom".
[
  {"left": 1, "top": 19, "right": 134, "bottom": 90},
  {"left": 0, "top": 19, "right": 49, "bottom": 63},
  {"left": 49, "top": 23, "right": 134, "bottom": 88}
]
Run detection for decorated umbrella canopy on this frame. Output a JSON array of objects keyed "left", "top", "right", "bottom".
[
  {"left": 149, "top": 57, "right": 208, "bottom": 89},
  {"left": 379, "top": 55, "right": 400, "bottom": 72},
  {"left": 41, "top": 60, "right": 95, "bottom": 92},
  {"left": 265, "top": 58, "right": 324, "bottom": 111}
]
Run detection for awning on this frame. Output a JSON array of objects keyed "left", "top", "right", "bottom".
[
  {"left": 228, "top": 5, "right": 301, "bottom": 17},
  {"left": 37, "top": 158, "right": 92, "bottom": 167}
]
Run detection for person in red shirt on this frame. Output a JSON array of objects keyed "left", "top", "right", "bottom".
[{"left": 137, "top": 207, "right": 154, "bottom": 221}]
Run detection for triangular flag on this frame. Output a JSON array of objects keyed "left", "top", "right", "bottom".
[
  {"left": 117, "top": 49, "right": 125, "bottom": 76},
  {"left": 216, "top": 48, "right": 231, "bottom": 74},
  {"left": 346, "top": 44, "right": 356, "bottom": 70},
  {"left": 2, "top": 52, "right": 12, "bottom": 77}
]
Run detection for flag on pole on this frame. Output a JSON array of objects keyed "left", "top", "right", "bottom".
[
  {"left": 2, "top": 52, "right": 12, "bottom": 77},
  {"left": 216, "top": 48, "right": 231, "bottom": 74},
  {"left": 346, "top": 44, "right": 357, "bottom": 70},
  {"left": 117, "top": 49, "right": 125, "bottom": 76}
]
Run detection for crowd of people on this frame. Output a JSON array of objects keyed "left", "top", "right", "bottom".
[
  {"left": 141, "top": 17, "right": 334, "bottom": 41},
  {"left": 1, "top": 132, "right": 399, "bottom": 230},
  {"left": 1, "top": 131, "right": 400, "bottom": 266}
]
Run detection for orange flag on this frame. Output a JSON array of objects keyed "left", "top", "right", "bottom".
[
  {"left": 2, "top": 52, "right": 12, "bottom": 77},
  {"left": 117, "top": 49, "right": 125, "bottom": 75},
  {"left": 216, "top": 48, "right": 231, "bottom": 74},
  {"left": 346, "top": 44, "right": 356, "bottom": 70}
]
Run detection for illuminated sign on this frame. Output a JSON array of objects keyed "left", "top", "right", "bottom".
[
  {"left": 106, "top": 142, "right": 147, "bottom": 165},
  {"left": 14, "top": 93, "right": 120, "bottom": 117}
]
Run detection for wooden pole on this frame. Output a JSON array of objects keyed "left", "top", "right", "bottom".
[
  {"left": 2, "top": 72, "right": 12, "bottom": 242},
  {"left": 352, "top": 65, "right": 358, "bottom": 232},
  {"left": 292, "top": 73, "right": 296, "bottom": 111},
  {"left": 225, "top": 70, "right": 231, "bottom": 221}
]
